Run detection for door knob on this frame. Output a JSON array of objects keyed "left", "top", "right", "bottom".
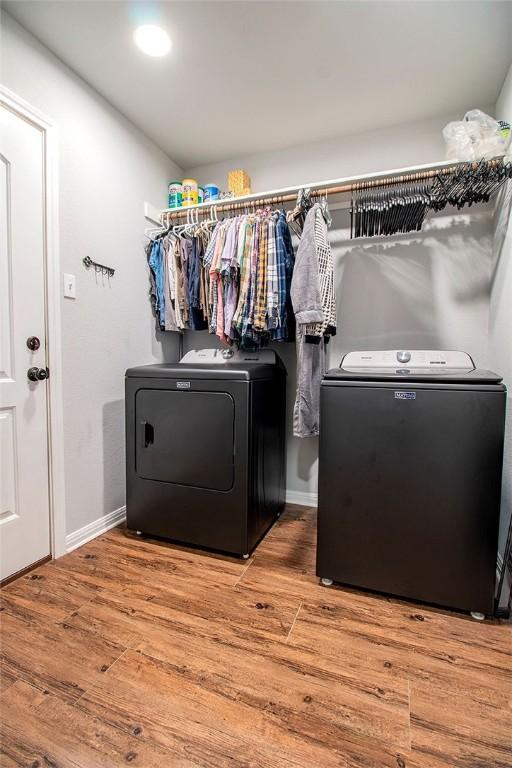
[
  {"left": 27, "top": 336, "right": 41, "bottom": 351},
  {"left": 27, "top": 367, "right": 49, "bottom": 382}
]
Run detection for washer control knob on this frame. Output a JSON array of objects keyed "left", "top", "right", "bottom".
[
  {"left": 397, "top": 350, "right": 411, "bottom": 364},
  {"left": 221, "top": 348, "right": 234, "bottom": 359}
]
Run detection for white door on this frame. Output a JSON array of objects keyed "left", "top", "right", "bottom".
[{"left": 0, "top": 102, "right": 51, "bottom": 581}]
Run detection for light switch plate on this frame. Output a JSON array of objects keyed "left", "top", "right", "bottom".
[{"left": 63, "top": 273, "right": 76, "bottom": 299}]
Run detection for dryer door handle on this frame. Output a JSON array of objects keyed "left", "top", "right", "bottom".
[{"left": 141, "top": 420, "right": 154, "bottom": 448}]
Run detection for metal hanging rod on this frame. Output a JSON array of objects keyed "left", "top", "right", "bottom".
[{"left": 160, "top": 157, "right": 507, "bottom": 225}]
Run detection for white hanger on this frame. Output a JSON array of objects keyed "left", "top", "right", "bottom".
[{"left": 144, "top": 222, "right": 167, "bottom": 240}]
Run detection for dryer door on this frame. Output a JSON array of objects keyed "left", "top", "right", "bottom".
[{"left": 135, "top": 389, "right": 234, "bottom": 491}]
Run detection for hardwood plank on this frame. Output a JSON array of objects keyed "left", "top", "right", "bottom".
[
  {"left": 254, "top": 510, "right": 317, "bottom": 573},
  {"left": 0, "top": 665, "right": 17, "bottom": 695},
  {"left": 254, "top": 538, "right": 317, "bottom": 573},
  {"left": 292, "top": 594, "right": 512, "bottom": 664},
  {"left": 237, "top": 555, "right": 327, "bottom": 601},
  {"left": 115, "top": 524, "right": 250, "bottom": 568},
  {"left": 79, "top": 648, "right": 411, "bottom": 768},
  {"left": 267, "top": 505, "right": 317, "bottom": 538},
  {"left": 287, "top": 599, "right": 512, "bottom": 706},
  {"left": 0, "top": 561, "right": 103, "bottom": 621},
  {"left": 52, "top": 528, "right": 248, "bottom": 593},
  {"left": 57, "top": 576, "right": 416, "bottom": 765},
  {"left": 135, "top": 619, "right": 411, "bottom": 751},
  {"left": 1, "top": 505, "right": 511, "bottom": 768},
  {"left": 0, "top": 749, "right": 20, "bottom": 768},
  {"left": 60, "top": 579, "right": 301, "bottom": 649},
  {"left": 410, "top": 680, "right": 512, "bottom": 768},
  {"left": 108, "top": 524, "right": 253, "bottom": 573},
  {"left": 0, "top": 680, "right": 200, "bottom": 768},
  {"left": 0, "top": 602, "right": 126, "bottom": 703}
]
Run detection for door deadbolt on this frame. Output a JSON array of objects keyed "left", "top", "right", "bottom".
[{"left": 27, "top": 336, "right": 41, "bottom": 351}]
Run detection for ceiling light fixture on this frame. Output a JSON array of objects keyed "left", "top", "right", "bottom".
[{"left": 134, "top": 25, "right": 171, "bottom": 57}]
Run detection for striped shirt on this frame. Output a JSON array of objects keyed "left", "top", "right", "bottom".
[{"left": 253, "top": 216, "right": 268, "bottom": 331}]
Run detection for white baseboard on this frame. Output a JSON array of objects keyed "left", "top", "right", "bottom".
[
  {"left": 66, "top": 506, "right": 126, "bottom": 553},
  {"left": 64, "top": 492, "right": 315, "bottom": 553},
  {"left": 286, "top": 489, "right": 318, "bottom": 507}
]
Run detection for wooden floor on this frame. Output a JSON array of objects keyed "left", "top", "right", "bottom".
[{"left": 1, "top": 505, "right": 511, "bottom": 768}]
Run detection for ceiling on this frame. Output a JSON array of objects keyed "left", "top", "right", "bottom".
[{"left": 4, "top": 1, "right": 512, "bottom": 169}]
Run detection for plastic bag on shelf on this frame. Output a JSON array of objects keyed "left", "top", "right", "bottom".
[{"left": 443, "top": 109, "right": 510, "bottom": 162}]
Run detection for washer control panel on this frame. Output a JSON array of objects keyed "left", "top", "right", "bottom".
[{"left": 341, "top": 350, "right": 474, "bottom": 375}]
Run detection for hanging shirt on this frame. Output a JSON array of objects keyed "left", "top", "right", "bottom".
[
  {"left": 148, "top": 238, "right": 165, "bottom": 330},
  {"left": 195, "top": 236, "right": 209, "bottom": 323},
  {"left": 170, "top": 237, "right": 185, "bottom": 330},
  {"left": 272, "top": 211, "right": 289, "bottom": 341},
  {"left": 233, "top": 218, "right": 255, "bottom": 333},
  {"left": 163, "top": 236, "right": 179, "bottom": 332},
  {"left": 239, "top": 217, "right": 260, "bottom": 341},
  {"left": 282, "top": 211, "right": 296, "bottom": 342},
  {"left": 146, "top": 239, "right": 159, "bottom": 320},
  {"left": 204, "top": 223, "right": 221, "bottom": 332},
  {"left": 186, "top": 237, "right": 208, "bottom": 331},
  {"left": 302, "top": 204, "right": 336, "bottom": 341},
  {"left": 209, "top": 222, "right": 228, "bottom": 337},
  {"left": 291, "top": 203, "right": 336, "bottom": 437},
  {"left": 290, "top": 203, "right": 335, "bottom": 437},
  {"left": 253, "top": 217, "right": 269, "bottom": 332},
  {"left": 174, "top": 238, "right": 188, "bottom": 329},
  {"left": 266, "top": 215, "right": 279, "bottom": 330},
  {"left": 222, "top": 218, "right": 241, "bottom": 340},
  {"left": 203, "top": 220, "right": 222, "bottom": 330},
  {"left": 203, "top": 222, "right": 222, "bottom": 269}
]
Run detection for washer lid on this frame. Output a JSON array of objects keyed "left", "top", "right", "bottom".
[{"left": 325, "top": 350, "right": 503, "bottom": 384}]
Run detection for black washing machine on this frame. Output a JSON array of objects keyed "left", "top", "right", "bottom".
[
  {"left": 317, "top": 349, "right": 506, "bottom": 616},
  {"left": 125, "top": 349, "right": 286, "bottom": 557}
]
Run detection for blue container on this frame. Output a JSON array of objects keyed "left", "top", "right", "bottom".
[{"left": 204, "top": 184, "right": 220, "bottom": 202}]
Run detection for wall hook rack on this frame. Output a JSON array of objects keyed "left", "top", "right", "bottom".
[{"left": 83, "top": 255, "right": 115, "bottom": 277}]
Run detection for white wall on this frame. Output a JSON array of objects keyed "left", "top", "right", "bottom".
[
  {"left": 183, "top": 115, "right": 494, "bottom": 501},
  {"left": 490, "top": 63, "right": 512, "bottom": 555},
  {"left": 185, "top": 112, "right": 493, "bottom": 193},
  {"left": 1, "top": 12, "right": 182, "bottom": 538}
]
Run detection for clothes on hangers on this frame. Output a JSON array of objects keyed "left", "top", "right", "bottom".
[
  {"left": 291, "top": 202, "right": 337, "bottom": 438},
  {"left": 147, "top": 208, "right": 296, "bottom": 349},
  {"left": 147, "top": 198, "right": 337, "bottom": 437}
]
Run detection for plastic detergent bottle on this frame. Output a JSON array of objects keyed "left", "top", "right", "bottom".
[
  {"left": 168, "top": 181, "right": 182, "bottom": 208},
  {"left": 182, "top": 179, "right": 198, "bottom": 206}
]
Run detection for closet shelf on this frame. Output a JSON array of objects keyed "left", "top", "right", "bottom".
[{"left": 160, "top": 157, "right": 508, "bottom": 225}]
